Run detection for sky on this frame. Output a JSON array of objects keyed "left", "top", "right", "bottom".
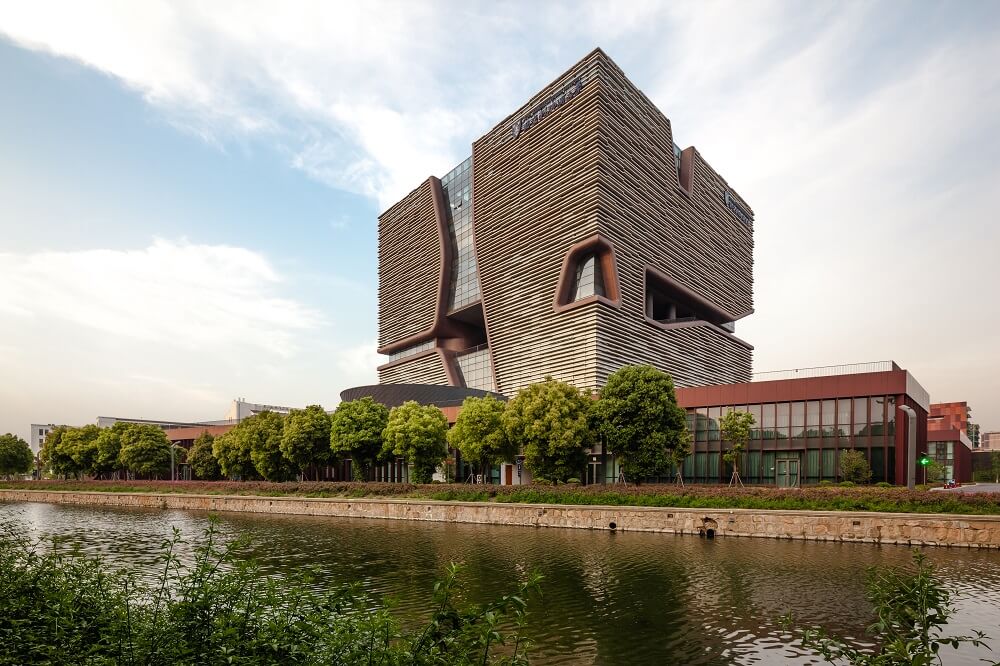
[{"left": 1, "top": 1, "right": 999, "bottom": 441}]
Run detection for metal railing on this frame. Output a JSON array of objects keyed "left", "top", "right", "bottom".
[{"left": 752, "top": 361, "right": 899, "bottom": 382}]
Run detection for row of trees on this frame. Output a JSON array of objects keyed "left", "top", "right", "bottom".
[
  {"left": 0, "top": 433, "right": 34, "bottom": 478},
  {"left": 39, "top": 422, "right": 179, "bottom": 479},
  {"left": 185, "top": 365, "right": 704, "bottom": 484},
  {"left": 34, "top": 365, "right": 760, "bottom": 485}
]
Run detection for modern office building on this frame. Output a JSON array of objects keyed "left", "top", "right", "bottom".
[
  {"left": 581, "top": 361, "right": 933, "bottom": 486},
  {"left": 376, "top": 48, "right": 754, "bottom": 396}
]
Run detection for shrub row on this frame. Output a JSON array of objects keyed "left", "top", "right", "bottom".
[{"left": 2, "top": 480, "right": 999, "bottom": 515}]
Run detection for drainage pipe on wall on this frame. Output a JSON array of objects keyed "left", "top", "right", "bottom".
[{"left": 899, "top": 404, "right": 917, "bottom": 490}]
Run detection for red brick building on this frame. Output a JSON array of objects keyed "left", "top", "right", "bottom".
[
  {"left": 926, "top": 402, "right": 974, "bottom": 482},
  {"left": 667, "top": 361, "right": 931, "bottom": 487}
]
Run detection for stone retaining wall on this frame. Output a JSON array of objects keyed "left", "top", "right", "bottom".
[{"left": 2, "top": 489, "right": 999, "bottom": 548}]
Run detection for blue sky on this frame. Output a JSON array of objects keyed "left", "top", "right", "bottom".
[{"left": 1, "top": 1, "right": 999, "bottom": 439}]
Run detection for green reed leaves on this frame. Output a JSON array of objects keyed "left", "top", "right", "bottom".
[{"left": 0, "top": 517, "right": 541, "bottom": 665}]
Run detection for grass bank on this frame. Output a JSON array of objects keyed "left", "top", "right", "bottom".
[{"left": 2, "top": 480, "right": 999, "bottom": 515}]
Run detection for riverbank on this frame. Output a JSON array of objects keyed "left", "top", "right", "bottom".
[
  {"left": 4, "top": 480, "right": 1000, "bottom": 514},
  {"left": 3, "top": 488, "right": 1000, "bottom": 548}
]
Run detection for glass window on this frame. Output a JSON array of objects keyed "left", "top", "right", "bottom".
[
  {"left": 776, "top": 403, "right": 790, "bottom": 428},
  {"left": 822, "top": 449, "right": 836, "bottom": 478},
  {"left": 748, "top": 404, "right": 762, "bottom": 428},
  {"left": 853, "top": 397, "right": 868, "bottom": 436},
  {"left": 837, "top": 399, "right": 852, "bottom": 434},
  {"left": 870, "top": 397, "right": 886, "bottom": 436},
  {"left": 572, "top": 253, "right": 606, "bottom": 301},
  {"left": 761, "top": 403, "right": 776, "bottom": 429},
  {"left": 456, "top": 347, "right": 495, "bottom": 392},
  {"left": 791, "top": 402, "right": 805, "bottom": 427},
  {"left": 821, "top": 400, "right": 835, "bottom": 424},
  {"left": 806, "top": 401, "right": 820, "bottom": 427}
]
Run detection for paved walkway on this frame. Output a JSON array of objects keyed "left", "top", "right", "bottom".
[{"left": 934, "top": 483, "right": 1000, "bottom": 494}]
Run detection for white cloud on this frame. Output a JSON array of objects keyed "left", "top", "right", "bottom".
[
  {"left": 1, "top": 1, "right": 999, "bottom": 428},
  {"left": 0, "top": 238, "right": 321, "bottom": 356},
  {"left": 332, "top": 339, "right": 380, "bottom": 387}
]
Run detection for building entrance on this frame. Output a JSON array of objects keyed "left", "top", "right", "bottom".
[
  {"left": 587, "top": 455, "right": 603, "bottom": 485},
  {"left": 776, "top": 458, "right": 800, "bottom": 488}
]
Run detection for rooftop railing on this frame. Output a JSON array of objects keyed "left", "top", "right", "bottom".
[{"left": 751, "top": 360, "right": 900, "bottom": 382}]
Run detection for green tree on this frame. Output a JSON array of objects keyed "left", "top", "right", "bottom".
[
  {"left": 593, "top": 365, "right": 687, "bottom": 483},
  {"left": 503, "top": 378, "right": 592, "bottom": 484},
  {"left": 0, "top": 434, "right": 33, "bottom": 478},
  {"left": 118, "top": 424, "right": 172, "bottom": 478},
  {"left": 924, "top": 459, "right": 946, "bottom": 485},
  {"left": 330, "top": 397, "right": 390, "bottom": 480},
  {"left": 448, "top": 395, "right": 514, "bottom": 483},
  {"left": 39, "top": 426, "right": 66, "bottom": 477},
  {"left": 383, "top": 401, "right": 448, "bottom": 484},
  {"left": 720, "top": 410, "right": 755, "bottom": 487},
  {"left": 62, "top": 424, "right": 101, "bottom": 477},
  {"left": 991, "top": 451, "right": 1000, "bottom": 484},
  {"left": 39, "top": 426, "right": 75, "bottom": 478},
  {"left": 93, "top": 422, "right": 132, "bottom": 479},
  {"left": 244, "top": 412, "right": 293, "bottom": 482},
  {"left": 671, "top": 427, "right": 693, "bottom": 486},
  {"left": 840, "top": 449, "right": 872, "bottom": 484},
  {"left": 213, "top": 429, "right": 257, "bottom": 480},
  {"left": 280, "top": 405, "right": 331, "bottom": 480},
  {"left": 188, "top": 431, "right": 221, "bottom": 480}
]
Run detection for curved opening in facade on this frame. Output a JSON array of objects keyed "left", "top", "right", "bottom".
[{"left": 554, "top": 234, "right": 621, "bottom": 312}]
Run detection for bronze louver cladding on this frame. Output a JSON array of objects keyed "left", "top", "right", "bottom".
[{"left": 377, "top": 48, "right": 754, "bottom": 394}]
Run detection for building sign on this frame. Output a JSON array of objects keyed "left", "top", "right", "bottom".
[
  {"left": 510, "top": 77, "right": 584, "bottom": 139},
  {"left": 516, "top": 457, "right": 523, "bottom": 478},
  {"left": 724, "top": 191, "right": 753, "bottom": 227}
]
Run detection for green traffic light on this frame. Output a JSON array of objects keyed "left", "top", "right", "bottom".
[{"left": 918, "top": 455, "right": 931, "bottom": 466}]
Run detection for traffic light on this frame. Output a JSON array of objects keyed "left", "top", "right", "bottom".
[{"left": 918, "top": 453, "right": 931, "bottom": 466}]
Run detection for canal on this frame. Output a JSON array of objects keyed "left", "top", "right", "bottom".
[{"left": 3, "top": 501, "right": 1000, "bottom": 665}]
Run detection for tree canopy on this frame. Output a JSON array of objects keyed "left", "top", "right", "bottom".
[
  {"left": 61, "top": 425, "right": 102, "bottom": 477},
  {"left": 383, "top": 401, "right": 448, "bottom": 484},
  {"left": 447, "top": 395, "right": 513, "bottom": 481},
  {"left": 330, "top": 397, "right": 390, "bottom": 481},
  {"left": 0, "top": 433, "right": 33, "bottom": 478},
  {"left": 188, "top": 431, "right": 221, "bottom": 480},
  {"left": 93, "top": 422, "right": 133, "bottom": 479},
  {"left": 118, "top": 424, "right": 172, "bottom": 478},
  {"left": 720, "top": 410, "right": 755, "bottom": 468},
  {"left": 503, "top": 378, "right": 591, "bottom": 483},
  {"left": 212, "top": 429, "right": 255, "bottom": 480},
  {"left": 280, "top": 405, "right": 331, "bottom": 479},
  {"left": 244, "top": 412, "right": 293, "bottom": 482},
  {"left": 839, "top": 449, "right": 872, "bottom": 484},
  {"left": 593, "top": 365, "right": 687, "bottom": 483}
]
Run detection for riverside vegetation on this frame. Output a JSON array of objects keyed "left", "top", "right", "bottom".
[
  {"left": 2, "top": 517, "right": 996, "bottom": 666},
  {"left": 0, "top": 518, "right": 541, "bottom": 666},
  {"left": 4, "top": 479, "right": 1000, "bottom": 515}
]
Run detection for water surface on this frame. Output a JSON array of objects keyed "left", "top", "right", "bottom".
[{"left": 3, "top": 501, "right": 1000, "bottom": 665}]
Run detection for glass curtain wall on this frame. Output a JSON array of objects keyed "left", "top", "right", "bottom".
[{"left": 685, "top": 395, "right": 896, "bottom": 485}]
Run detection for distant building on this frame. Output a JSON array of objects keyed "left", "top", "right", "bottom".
[
  {"left": 982, "top": 432, "right": 1000, "bottom": 451},
  {"left": 927, "top": 402, "right": 975, "bottom": 482},
  {"left": 33, "top": 398, "right": 296, "bottom": 453},
  {"left": 28, "top": 423, "right": 59, "bottom": 456},
  {"left": 969, "top": 422, "right": 981, "bottom": 448},
  {"left": 223, "top": 398, "right": 295, "bottom": 421}
]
